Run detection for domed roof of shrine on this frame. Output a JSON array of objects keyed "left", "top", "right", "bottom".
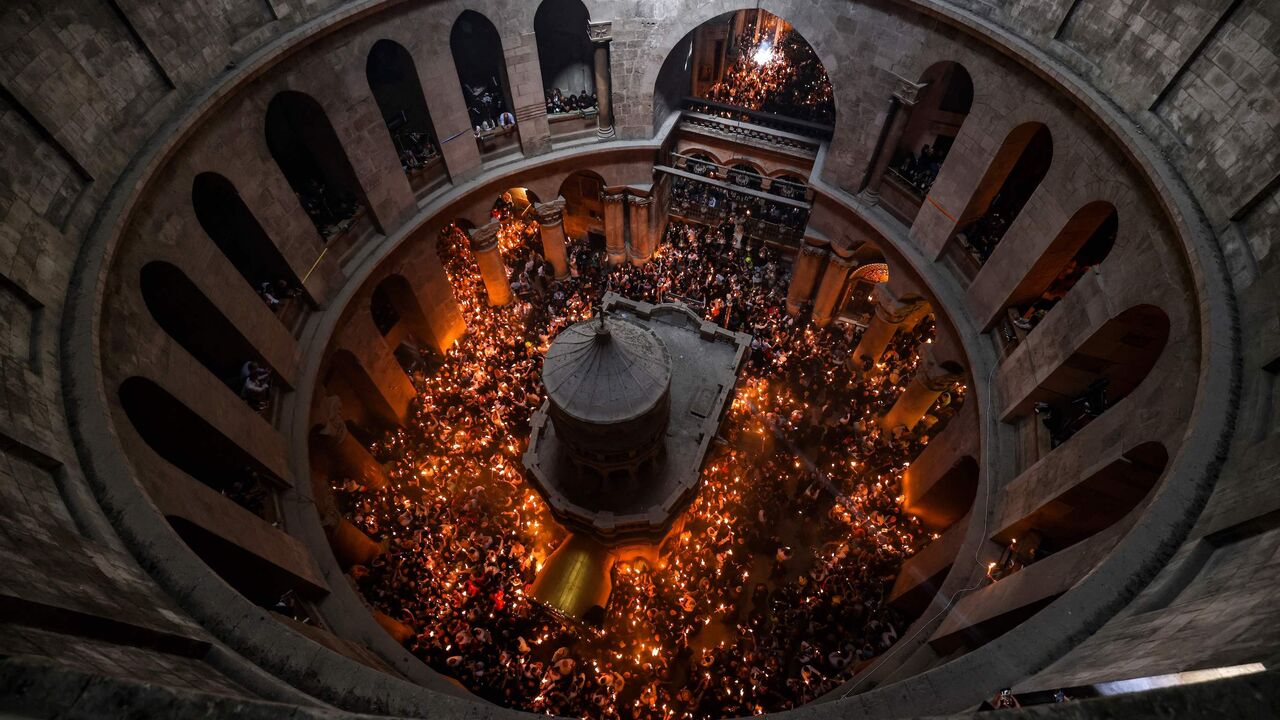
[{"left": 541, "top": 313, "right": 672, "bottom": 425}]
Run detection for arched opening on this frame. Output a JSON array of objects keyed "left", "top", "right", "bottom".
[
  {"left": 265, "top": 91, "right": 373, "bottom": 240},
  {"left": 119, "top": 376, "right": 280, "bottom": 518},
  {"left": 191, "top": 173, "right": 302, "bottom": 312},
  {"left": 166, "top": 517, "right": 314, "bottom": 608},
  {"left": 1012, "top": 304, "right": 1170, "bottom": 449},
  {"left": 952, "top": 122, "right": 1053, "bottom": 271},
  {"left": 558, "top": 169, "right": 606, "bottom": 241},
  {"left": 451, "top": 11, "right": 519, "bottom": 160},
  {"left": 139, "top": 262, "right": 283, "bottom": 405},
  {"left": 905, "top": 455, "right": 978, "bottom": 532},
  {"left": 371, "top": 274, "right": 439, "bottom": 377},
  {"left": 690, "top": 9, "right": 834, "bottom": 124},
  {"left": 997, "top": 202, "right": 1119, "bottom": 348},
  {"left": 365, "top": 39, "right": 448, "bottom": 196},
  {"left": 728, "top": 162, "right": 764, "bottom": 190},
  {"left": 767, "top": 172, "right": 808, "bottom": 201},
  {"left": 837, "top": 261, "right": 889, "bottom": 322},
  {"left": 536, "top": 0, "right": 599, "bottom": 142},
  {"left": 991, "top": 442, "right": 1168, "bottom": 575},
  {"left": 883, "top": 62, "right": 974, "bottom": 221},
  {"left": 324, "top": 349, "right": 402, "bottom": 438}
]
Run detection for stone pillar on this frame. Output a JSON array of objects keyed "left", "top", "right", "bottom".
[
  {"left": 786, "top": 241, "right": 828, "bottom": 316},
  {"left": 373, "top": 610, "right": 415, "bottom": 645},
  {"left": 468, "top": 221, "right": 512, "bottom": 307},
  {"left": 330, "top": 518, "right": 384, "bottom": 569},
  {"left": 627, "top": 194, "right": 654, "bottom": 266},
  {"left": 811, "top": 253, "right": 856, "bottom": 327},
  {"left": 849, "top": 283, "right": 930, "bottom": 372},
  {"left": 602, "top": 191, "right": 627, "bottom": 266},
  {"left": 535, "top": 197, "right": 570, "bottom": 279},
  {"left": 861, "top": 77, "right": 928, "bottom": 206},
  {"left": 314, "top": 395, "right": 385, "bottom": 490},
  {"left": 880, "top": 346, "right": 965, "bottom": 431},
  {"left": 589, "top": 21, "right": 615, "bottom": 140}
]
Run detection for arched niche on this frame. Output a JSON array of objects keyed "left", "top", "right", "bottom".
[
  {"left": 191, "top": 172, "right": 302, "bottom": 302},
  {"left": 119, "top": 376, "right": 281, "bottom": 516},
  {"left": 1000, "top": 201, "right": 1118, "bottom": 335},
  {"left": 953, "top": 122, "right": 1053, "bottom": 265},
  {"left": 889, "top": 61, "right": 974, "bottom": 197},
  {"left": 365, "top": 39, "right": 447, "bottom": 188},
  {"left": 139, "top": 261, "right": 279, "bottom": 390},
  {"left": 265, "top": 91, "right": 374, "bottom": 238},
  {"left": 535, "top": 0, "right": 593, "bottom": 97},
  {"left": 1010, "top": 304, "right": 1171, "bottom": 444}
]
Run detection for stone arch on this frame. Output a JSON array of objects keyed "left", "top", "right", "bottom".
[
  {"left": 365, "top": 39, "right": 447, "bottom": 185},
  {"left": 450, "top": 11, "right": 515, "bottom": 131},
  {"left": 993, "top": 442, "right": 1169, "bottom": 561},
  {"left": 887, "top": 61, "right": 975, "bottom": 203},
  {"left": 118, "top": 376, "right": 281, "bottom": 513},
  {"left": 727, "top": 160, "right": 765, "bottom": 190},
  {"left": 324, "top": 348, "right": 402, "bottom": 434},
  {"left": 648, "top": 5, "right": 841, "bottom": 133},
  {"left": 558, "top": 169, "right": 606, "bottom": 237},
  {"left": 139, "top": 261, "right": 282, "bottom": 390},
  {"left": 1006, "top": 304, "right": 1171, "bottom": 433},
  {"left": 370, "top": 273, "right": 441, "bottom": 352},
  {"left": 534, "top": 0, "right": 594, "bottom": 97},
  {"left": 952, "top": 121, "right": 1053, "bottom": 264},
  {"left": 264, "top": 90, "right": 376, "bottom": 237},
  {"left": 998, "top": 201, "right": 1119, "bottom": 333},
  {"left": 191, "top": 172, "right": 302, "bottom": 297}
]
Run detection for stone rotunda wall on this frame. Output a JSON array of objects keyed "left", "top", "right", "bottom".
[{"left": 0, "top": 0, "right": 1276, "bottom": 717}]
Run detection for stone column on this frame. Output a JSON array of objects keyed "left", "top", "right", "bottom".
[
  {"left": 786, "top": 241, "right": 828, "bottom": 316},
  {"left": 535, "top": 197, "right": 570, "bottom": 279},
  {"left": 861, "top": 77, "right": 928, "bottom": 206},
  {"left": 849, "top": 283, "right": 930, "bottom": 372},
  {"left": 811, "top": 253, "right": 856, "bottom": 327},
  {"left": 589, "top": 21, "right": 615, "bottom": 140},
  {"left": 468, "top": 221, "right": 512, "bottom": 307},
  {"left": 602, "top": 191, "right": 627, "bottom": 266},
  {"left": 315, "top": 396, "right": 386, "bottom": 490},
  {"left": 627, "top": 194, "right": 654, "bottom": 266},
  {"left": 880, "top": 346, "right": 965, "bottom": 431},
  {"left": 330, "top": 518, "right": 384, "bottom": 569}
]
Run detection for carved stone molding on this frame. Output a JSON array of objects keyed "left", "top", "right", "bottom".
[
  {"left": 587, "top": 20, "right": 612, "bottom": 44},
  {"left": 468, "top": 221, "right": 501, "bottom": 252}
]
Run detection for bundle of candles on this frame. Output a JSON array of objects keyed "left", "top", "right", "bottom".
[
  {"left": 335, "top": 217, "right": 963, "bottom": 720},
  {"left": 705, "top": 17, "right": 835, "bottom": 125}
]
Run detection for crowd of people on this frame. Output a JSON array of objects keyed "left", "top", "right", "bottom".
[
  {"left": 546, "top": 87, "right": 599, "bottom": 115},
  {"left": 704, "top": 20, "right": 835, "bottom": 125},
  {"left": 669, "top": 176, "right": 809, "bottom": 236},
  {"left": 334, "top": 212, "right": 963, "bottom": 720},
  {"left": 296, "top": 178, "right": 361, "bottom": 241},
  {"left": 395, "top": 130, "right": 442, "bottom": 175},
  {"left": 465, "top": 79, "right": 518, "bottom": 136},
  {"left": 891, "top": 144, "right": 948, "bottom": 196}
]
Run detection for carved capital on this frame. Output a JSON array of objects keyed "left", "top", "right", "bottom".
[
  {"left": 627, "top": 194, "right": 653, "bottom": 208},
  {"left": 602, "top": 191, "right": 627, "bottom": 205},
  {"left": 535, "top": 198, "right": 567, "bottom": 226},
  {"left": 314, "top": 395, "right": 347, "bottom": 446},
  {"left": 893, "top": 78, "right": 930, "bottom": 107},
  {"left": 799, "top": 244, "right": 828, "bottom": 262},
  {"left": 829, "top": 253, "right": 857, "bottom": 271},
  {"left": 468, "top": 221, "right": 501, "bottom": 253},
  {"left": 587, "top": 20, "right": 612, "bottom": 45},
  {"left": 917, "top": 346, "right": 965, "bottom": 391},
  {"left": 871, "top": 283, "right": 928, "bottom": 324}
]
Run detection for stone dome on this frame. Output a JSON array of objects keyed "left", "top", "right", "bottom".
[
  {"left": 542, "top": 314, "right": 672, "bottom": 475},
  {"left": 542, "top": 314, "right": 672, "bottom": 425}
]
